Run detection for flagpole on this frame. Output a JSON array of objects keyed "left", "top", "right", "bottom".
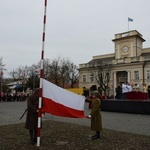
[
  {"left": 37, "top": 0, "right": 47, "bottom": 147},
  {"left": 128, "top": 17, "right": 133, "bottom": 31},
  {"left": 128, "top": 20, "right": 129, "bottom": 31}
]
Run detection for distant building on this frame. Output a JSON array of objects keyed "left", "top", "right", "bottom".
[
  {"left": 7, "top": 80, "right": 25, "bottom": 93},
  {"left": 79, "top": 30, "right": 150, "bottom": 97}
]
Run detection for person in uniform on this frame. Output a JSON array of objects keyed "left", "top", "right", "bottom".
[
  {"left": 88, "top": 93, "right": 94, "bottom": 109},
  {"left": 25, "top": 88, "right": 39, "bottom": 145},
  {"left": 86, "top": 91, "right": 102, "bottom": 140}
]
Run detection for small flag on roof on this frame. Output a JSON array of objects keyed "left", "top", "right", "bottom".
[{"left": 128, "top": 17, "right": 133, "bottom": 22}]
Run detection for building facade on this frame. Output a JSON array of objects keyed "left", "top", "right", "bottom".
[{"left": 79, "top": 30, "right": 150, "bottom": 97}]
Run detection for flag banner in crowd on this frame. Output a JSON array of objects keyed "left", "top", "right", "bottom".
[
  {"left": 42, "top": 79, "right": 86, "bottom": 118},
  {"left": 128, "top": 17, "right": 133, "bottom": 22}
]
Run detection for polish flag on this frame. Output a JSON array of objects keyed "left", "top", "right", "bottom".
[{"left": 42, "top": 79, "right": 86, "bottom": 118}]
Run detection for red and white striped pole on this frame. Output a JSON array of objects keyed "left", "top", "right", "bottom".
[{"left": 37, "top": 0, "right": 47, "bottom": 147}]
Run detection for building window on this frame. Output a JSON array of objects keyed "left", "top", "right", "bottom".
[
  {"left": 134, "top": 71, "right": 139, "bottom": 80},
  {"left": 98, "top": 73, "right": 102, "bottom": 81},
  {"left": 90, "top": 74, "right": 94, "bottom": 82},
  {"left": 147, "top": 70, "right": 150, "bottom": 79},
  {"left": 83, "top": 75, "right": 86, "bottom": 82}
]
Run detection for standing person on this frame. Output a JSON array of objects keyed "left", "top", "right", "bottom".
[
  {"left": 86, "top": 91, "right": 102, "bottom": 140},
  {"left": 122, "top": 82, "right": 128, "bottom": 99},
  {"left": 127, "top": 82, "right": 132, "bottom": 92},
  {"left": 115, "top": 85, "right": 122, "bottom": 99},
  {"left": 147, "top": 85, "right": 150, "bottom": 100},
  {"left": 25, "top": 88, "right": 39, "bottom": 145}
]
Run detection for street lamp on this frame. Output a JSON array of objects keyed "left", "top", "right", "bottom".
[{"left": 0, "top": 70, "right": 3, "bottom": 102}]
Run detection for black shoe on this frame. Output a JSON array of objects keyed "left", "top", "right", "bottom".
[
  {"left": 30, "top": 140, "right": 35, "bottom": 145},
  {"left": 29, "top": 138, "right": 37, "bottom": 145},
  {"left": 91, "top": 134, "right": 97, "bottom": 138},
  {"left": 32, "top": 138, "right": 37, "bottom": 144},
  {"left": 91, "top": 135, "right": 100, "bottom": 140}
]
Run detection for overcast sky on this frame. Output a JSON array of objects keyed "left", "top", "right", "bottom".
[{"left": 1, "top": 0, "right": 150, "bottom": 77}]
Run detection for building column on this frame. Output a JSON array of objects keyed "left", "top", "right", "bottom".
[
  {"left": 130, "top": 41, "right": 133, "bottom": 57},
  {"left": 127, "top": 71, "right": 130, "bottom": 83},
  {"left": 117, "top": 44, "right": 120, "bottom": 59},
  {"left": 113, "top": 72, "right": 117, "bottom": 98}
]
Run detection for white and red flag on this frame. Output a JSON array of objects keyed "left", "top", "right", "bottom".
[{"left": 42, "top": 79, "right": 86, "bottom": 118}]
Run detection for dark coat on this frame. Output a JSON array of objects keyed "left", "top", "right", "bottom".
[
  {"left": 115, "top": 86, "right": 122, "bottom": 99},
  {"left": 25, "top": 94, "right": 39, "bottom": 130},
  {"left": 90, "top": 98, "right": 102, "bottom": 131}
]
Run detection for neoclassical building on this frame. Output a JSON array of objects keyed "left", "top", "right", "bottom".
[{"left": 79, "top": 30, "right": 150, "bottom": 97}]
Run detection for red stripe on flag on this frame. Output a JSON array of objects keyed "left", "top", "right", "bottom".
[{"left": 42, "top": 97, "right": 86, "bottom": 118}]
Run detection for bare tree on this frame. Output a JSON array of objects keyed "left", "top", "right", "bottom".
[
  {"left": 45, "top": 57, "right": 78, "bottom": 88},
  {"left": 10, "top": 66, "right": 29, "bottom": 80},
  {"left": 47, "top": 57, "right": 62, "bottom": 86},
  {"left": 67, "top": 63, "right": 79, "bottom": 88},
  {"left": 91, "top": 63, "right": 112, "bottom": 96},
  {"left": 0, "top": 57, "right": 5, "bottom": 70},
  {"left": 27, "top": 64, "right": 40, "bottom": 90},
  {"left": 8, "top": 56, "right": 79, "bottom": 90},
  {"left": 43, "top": 58, "right": 51, "bottom": 79},
  {"left": 60, "top": 58, "right": 70, "bottom": 88}
]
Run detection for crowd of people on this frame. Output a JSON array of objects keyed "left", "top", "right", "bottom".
[
  {"left": 0, "top": 92, "right": 28, "bottom": 102},
  {"left": 116, "top": 82, "right": 150, "bottom": 100}
]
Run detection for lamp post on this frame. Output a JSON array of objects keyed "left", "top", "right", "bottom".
[{"left": 0, "top": 70, "right": 3, "bottom": 102}]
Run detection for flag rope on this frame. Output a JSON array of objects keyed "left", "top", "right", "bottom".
[{"left": 37, "top": 0, "right": 47, "bottom": 147}]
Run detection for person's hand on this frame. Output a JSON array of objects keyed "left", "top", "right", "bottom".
[
  {"left": 42, "top": 113, "right": 45, "bottom": 117},
  {"left": 87, "top": 115, "right": 91, "bottom": 119}
]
